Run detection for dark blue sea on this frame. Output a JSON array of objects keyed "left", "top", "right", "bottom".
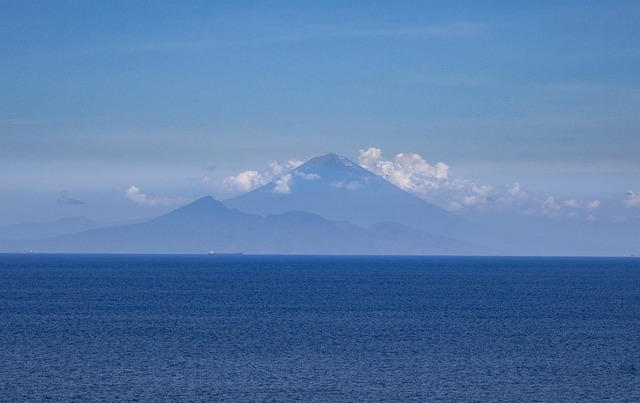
[{"left": 1, "top": 254, "right": 640, "bottom": 401}]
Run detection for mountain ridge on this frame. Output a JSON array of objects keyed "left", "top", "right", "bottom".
[
  {"left": 0, "top": 153, "right": 492, "bottom": 254},
  {"left": 0, "top": 194, "right": 485, "bottom": 255}
]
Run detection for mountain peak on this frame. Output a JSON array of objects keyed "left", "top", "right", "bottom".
[
  {"left": 302, "top": 153, "right": 355, "bottom": 167},
  {"left": 191, "top": 195, "right": 223, "bottom": 207},
  {"left": 294, "top": 153, "right": 372, "bottom": 179},
  {"left": 154, "top": 195, "right": 227, "bottom": 222}
]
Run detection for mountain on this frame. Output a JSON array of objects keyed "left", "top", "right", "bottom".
[
  {"left": 0, "top": 196, "right": 484, "bottom": 255},
  {"left": 1, "top": 153, "right": 629, "bottom": 255},
  {"left": 0, "top": 153, "right": 495, "bottom": 254},
  {"left": 225, "top": 153, "right": 478, "bottom": 241}
]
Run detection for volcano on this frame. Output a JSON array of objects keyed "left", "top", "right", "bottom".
[{"left": 225, "top": 153, "right": 473, "bottom": 240}]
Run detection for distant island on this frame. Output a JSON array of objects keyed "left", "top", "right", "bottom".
[{"left": 0, "top": 153, "right": 635, "bottom": 256}]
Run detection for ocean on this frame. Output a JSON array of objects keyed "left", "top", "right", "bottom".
[{"left": 1, "top": 254, "right": 639, "bottom": 401}]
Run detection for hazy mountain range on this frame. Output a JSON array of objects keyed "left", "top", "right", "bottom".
[
  {"left": 0, "top": 196, "right": 482, "bottom": 255},
  {"left": 0, "top": 153, "right": 635, "bottom": 255}
]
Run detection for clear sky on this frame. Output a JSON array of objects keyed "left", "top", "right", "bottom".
[{"left": 1, "top": 1, "right": 639, "bottom": 226}]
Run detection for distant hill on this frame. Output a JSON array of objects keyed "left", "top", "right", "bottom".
[{"left": 0, "top": 196, "right": 484, "bottom": 255}]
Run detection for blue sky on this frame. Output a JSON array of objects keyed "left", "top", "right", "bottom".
[{"left": 1, "top": 1, "right": 639, "bottom": 226}]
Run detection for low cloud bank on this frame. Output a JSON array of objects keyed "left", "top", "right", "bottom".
[
  {"left": 126, "top": 186, "right": 185, "bottom": 207},
  {"left": 214, "top": 147, "right": 637, "bottom": 223},
  {"left": 358, "top": 147, "right": 603, "bottom": 221}
]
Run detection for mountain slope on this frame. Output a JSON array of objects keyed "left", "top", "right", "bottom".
[{"left": 226, "top": 153, "right": 475, "bottom": 240}]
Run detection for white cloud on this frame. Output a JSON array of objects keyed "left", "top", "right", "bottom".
[
  {"left": 272, "top": 174, "right": 293, "bottom": 194},
  {"left": 271, "top": 170, "right": 320, "bottom": 195},
  {"left": 541, "top": 196, "right": 562, "bottom": 218},
  {"left": 461, "top": 185, "right": 493, "bottom": 207},
  {"left": 359, "top": 147, "right": 495, "bottom": 209},
  {"left": 563, "top": 199, "right": 581, "bottom": 209},
  {"left": 358, "top": 147, "right": 451, "bottom": 197},
  {"left": 223, "top": 170, "right": 270, "bottom": 193},
  {"left": 586, "top": 200, "right": 601, "bottom": 210},
  {"left": 496, "top": 182, "right": 530, "bottom": 207},
  {"left": 217, "top": 147, "right": 616, "bottom": 223},
  {"left": 622, "top": 190, "right": 640, "bottom": 207},
  {"left": 223, "top": 159, "right": 304, "bottom": 195},
  {"left": 562, "top": 199, "right": 601, "bottom": 210},
  {"left": 269, "top": 159, "right": 304, "bottom": 175},
  {"left": 331, "top": 180, "right": 365, "bottom": 190},
  {"left": 294, "top": 171, "right": 320, "bottom": 180},
  {"left": 358, "top": 146, "right": 605, "bottom": 222},
  {"left": 126, "top": 186, "right": 185, "bottom": 206}
]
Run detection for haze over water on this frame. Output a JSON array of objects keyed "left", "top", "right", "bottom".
[{"left": 2, "top": 254, "right": 640, "bottom": 401}]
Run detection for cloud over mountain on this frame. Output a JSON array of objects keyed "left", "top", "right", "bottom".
[
  {"left": 223, "top": 159, "right": 304, "bottom": 194},
  {"left": 273, "top": 174, "right": 293, "bottom": 194},
  {"left": 217, "top": 147, "right": 621, "bottom": 223},
  {"left": 357, "top": 147, "right": 603, "bottom": 221},
  {"left": 358, "top": 147, "right": 501, "bottom": 210}
]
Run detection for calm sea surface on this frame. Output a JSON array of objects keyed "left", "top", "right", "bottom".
[{"left": 1, "top": 254, "right": 640, "bottom": 401}]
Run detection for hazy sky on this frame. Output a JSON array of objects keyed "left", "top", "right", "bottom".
[{"left": 1, "top": 1, "right": 639, "bottom": 226}]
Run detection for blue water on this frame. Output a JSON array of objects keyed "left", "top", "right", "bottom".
[{"left": 1, "top": 254, "right": 640, "bottom": 401}]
